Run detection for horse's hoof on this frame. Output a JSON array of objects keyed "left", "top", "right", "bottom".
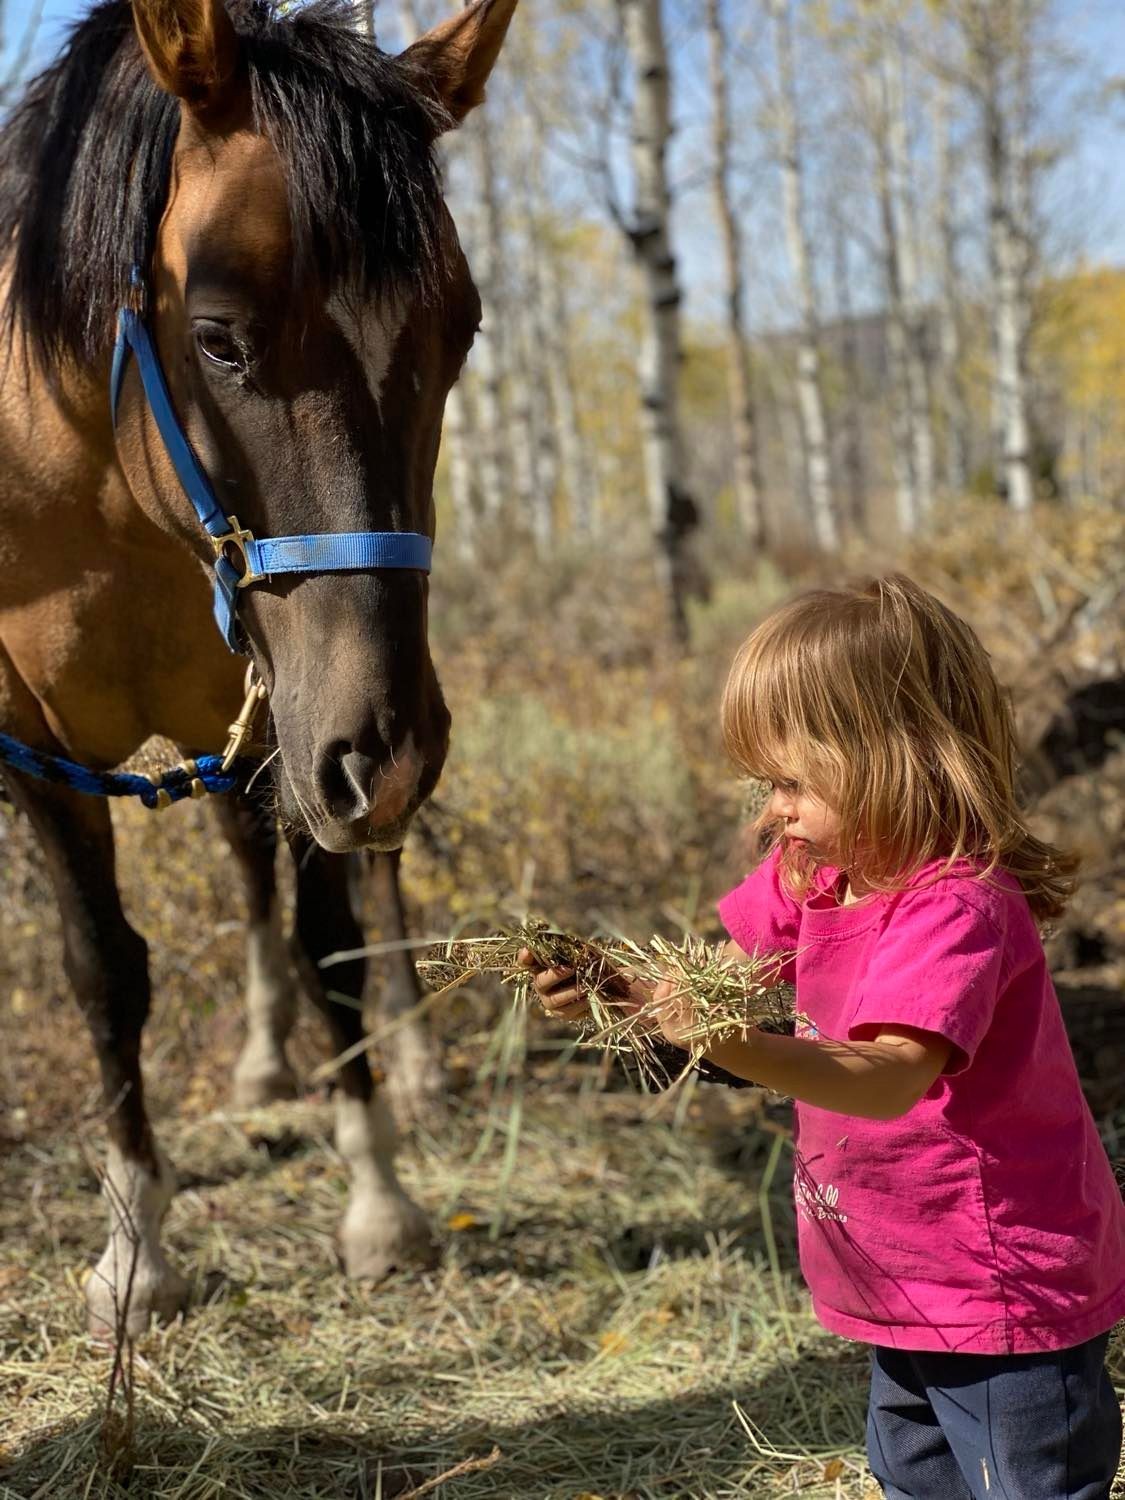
[
  {"left": 230, "top": 1063, "right": 300, "bottom": 1110},
  {"left": 85, "top": 1259, "right": 191, "bottom": 1341},
  {"left": 339, "top": 1193, "right": 439, "bottom": 1282}
]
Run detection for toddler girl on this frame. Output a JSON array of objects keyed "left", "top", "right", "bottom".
[{"left": 527, "top": 574, "right": 1124, "bottom": 1498}]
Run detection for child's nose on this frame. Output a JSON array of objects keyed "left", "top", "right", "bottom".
[{"left": 769, "top": 789, "right": 794, "bottom": 819}]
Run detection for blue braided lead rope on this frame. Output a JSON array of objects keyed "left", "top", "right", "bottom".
[{"left": 0, "top": 731, "right": 243, "bottom": 809}]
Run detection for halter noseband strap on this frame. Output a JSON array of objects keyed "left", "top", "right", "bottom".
[{"left": 110, "top": 277, "right": 433, "bottom": 654}]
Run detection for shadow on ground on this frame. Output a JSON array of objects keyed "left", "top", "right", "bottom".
[{"left": 0, "top": 1338, "right": 869, "bottom": 1500}]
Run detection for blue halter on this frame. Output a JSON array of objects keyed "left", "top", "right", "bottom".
[{"left": 110, "top": 273, "right": 433, "bottom": 653}]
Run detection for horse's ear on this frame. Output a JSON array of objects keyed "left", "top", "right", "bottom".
[
  {"left": 400, "top": 0, "right": 519, "bottom": 130},
  {"left": 132, "top": 0, "right": 240, "bottom": 117}
]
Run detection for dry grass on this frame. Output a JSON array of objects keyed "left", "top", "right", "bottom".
[
  {"left": 1, "top": 1065, "right": 884, "bottom": 1500},
  {"left": 3, "top": 1043, "right": 1122, "bottom": 1499}
]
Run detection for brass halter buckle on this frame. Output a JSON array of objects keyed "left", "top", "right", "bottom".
[
  {"left": 211, "top": 515, "right": 260, "bottom": 588},
  {"left": 221, "top": 664, "right": 269, "bottom": 772}
]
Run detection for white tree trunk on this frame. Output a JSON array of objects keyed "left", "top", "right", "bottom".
[
  {"left": 832, "top": 217, "right": 866, "bottom": 531},
  {"left": 398, "top": 0, "right": 420, "bottom": 44},
  {"left": 618, "top": 0, "right": 700, "bottom": 639},
  {"left": 762, "top": 360, "right": 807, "bottom": 533},
  {"left": 443, "top": 384, "right": 478, "bottom": 562},
  {"left": 933, "top": 79, "right": 970, "bottom": 494},
  {"left": 769, "top": 0, "right": 837, "bottom": 550},
  {"left": 883, "top": 40, "right": 934, "bottom": 519},
  {"left": 509, "top": 247, "right": 555, "bottom": 552},
  {"left": 542, "top": 252, "right": 599, "bottom": 536},
  {"left": 463, "top": 116, "right": 513, "bottom": 521},
  {"left": 527, "top": 105, "right": 599, "bottom": 538},
  {"left": 866, "top": 62, "right": 917, "bottom": 533},
  {"left": 976, "top": 1, "right": 1034, "bottom": 511},
  {"left": 705, "top": 0, "right": 763, "bottom": 545}
]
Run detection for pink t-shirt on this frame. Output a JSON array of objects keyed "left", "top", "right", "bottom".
[{"left": 718, "top": 844, "right": 1125, "bottom": 1354}]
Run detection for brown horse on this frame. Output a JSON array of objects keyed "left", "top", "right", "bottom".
[{"left": 0, "top": 0, "right": 516, "bottom": 1335}]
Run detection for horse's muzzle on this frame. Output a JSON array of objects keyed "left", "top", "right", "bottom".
[{"left": 311, "top": 735, "right": 429, "bottom": 852}]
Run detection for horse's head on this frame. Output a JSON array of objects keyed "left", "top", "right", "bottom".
[{"left": 115, "top": 0, "right": 516, "bottom": 852}]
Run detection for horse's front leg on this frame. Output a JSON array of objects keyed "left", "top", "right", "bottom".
[
  {"left": 290, "top": 840, "right": 437, "bottom": 1279},
  {"left": 367, "top": 850, "right": 446, "bottom": 1125},
  {"left": 211, "top": 790, "right": 300, "bottom": 1108},
  {"left": 7, "top": 775, "right": 189, "bottom": 1337}
]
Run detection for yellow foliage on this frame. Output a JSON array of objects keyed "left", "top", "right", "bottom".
[
  {"left": 1036, "top": 265, "right": 1125, "bottom": 496},
  {"left": 1038, "top": 265, "right": 1125, "bottom": 412}
]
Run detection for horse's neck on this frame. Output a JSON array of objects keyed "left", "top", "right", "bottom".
[
  {"left": 0, "top": 323, "right": 114, "bottom": 511},
  {"left": 0, "top": 309, "right": 244, "bottom": 764}
]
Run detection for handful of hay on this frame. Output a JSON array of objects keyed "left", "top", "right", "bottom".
[{"left": 418, "top": 922, "right": 797, "bottom": 1091}]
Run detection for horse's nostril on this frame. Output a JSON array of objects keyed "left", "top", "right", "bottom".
[
  {"left": 314, "top": 743, "right": 378, "bottom": 821},
  {"left": 340, "top": 749, "right": 378, "bottom": 806},
  {"left": 315, "top": 739, "right": 422, "bottom": 828}
]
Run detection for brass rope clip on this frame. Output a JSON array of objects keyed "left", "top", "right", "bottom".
[
  {"left": 178, "top": 758, "right": 208, "bottom": 800},
  {"left": 221, "top": 664, "right": 269, "bottom": 773},
  {"left": 146, "top": 783, "right": 173, "bottom": 811}
]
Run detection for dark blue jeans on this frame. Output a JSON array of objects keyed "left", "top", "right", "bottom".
[{"left": 867, "top": 1332, "right": 1122, "bottom": 1499}]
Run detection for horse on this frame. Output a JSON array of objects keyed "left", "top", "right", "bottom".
[{"left": 0, "top": 0, "right": 517, "bottom": 1337}]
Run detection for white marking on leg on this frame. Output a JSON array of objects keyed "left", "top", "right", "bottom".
[
  {"left": 385, "top": 1015, "right": 446, "bottom": 1124},
  {"left": 333, "top": 1092, "right": 434, "bottom": 1280},
  {"left": 232, "top": 896, "right": 299, "bottom": 1107},
  {"left": 86, "top": 1142, "right": 188, "bottom": 1339}
]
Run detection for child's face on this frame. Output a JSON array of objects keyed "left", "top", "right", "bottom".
[{"left": 767, "top": 778, "right": 841, "bottom": 862}]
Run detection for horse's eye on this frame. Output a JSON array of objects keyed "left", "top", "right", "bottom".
[{"left": 194, "top": 323, "right": 244, "bottom": 371}]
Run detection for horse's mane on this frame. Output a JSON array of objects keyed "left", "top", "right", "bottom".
[{"left": 0, "top": 0, "right": 448, "bottom": 373}]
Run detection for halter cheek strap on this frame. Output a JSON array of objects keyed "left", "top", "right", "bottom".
[{"left": 110, "top": 289, "right": 433, "bottom": 654}]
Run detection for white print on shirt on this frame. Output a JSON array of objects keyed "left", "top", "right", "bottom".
[{"left": 795, "top": 1175, "right": 849, "bottom": 1224}]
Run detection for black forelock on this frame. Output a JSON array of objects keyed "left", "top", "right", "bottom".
[{"left": 0, "top": 0, "right": 449, "bottom": 373}]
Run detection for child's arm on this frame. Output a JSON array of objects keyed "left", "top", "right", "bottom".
[{"left": 661, "top": 990, "right": 951, "bottom": 1119}]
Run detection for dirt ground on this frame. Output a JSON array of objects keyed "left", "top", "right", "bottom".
[
  {"left": 0, "top": 994, "right": 1122, "bottom": 1499},
  {"left": 2, "top": 516, "right": 1124, "bottom": 1497}
]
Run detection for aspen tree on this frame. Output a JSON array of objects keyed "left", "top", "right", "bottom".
[
  {"left": 767, "top": 0, "right": 838, "bottom": 549},
  {"left": 932, "top": 74, "right": 970, "bottom": 494},
  {"left": 705, "top": 0, "right": 765, "bottom": 544},
  {"left": 963, "top": 0, "right": 1035, "bottom": 510},
  {"left": 617, "top": 0, "right": 704, "bottom": 640}
]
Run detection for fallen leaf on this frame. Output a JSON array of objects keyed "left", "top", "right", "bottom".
[
  {"left": 823, "top": 1459, "right": 844, "bottom": 1480},
  {"left": 597, "top": 1331, "right": 629, "bottom": 1355}
]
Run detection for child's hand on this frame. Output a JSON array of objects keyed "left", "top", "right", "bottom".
[
  {"left": 517, "top": 949, "right": 654, "bottom": 1024},
  {"left": 648, "top": 979, "right": 698, "bottom": 1048},
  {"left": 517, "top": 948, "right": 588, "bottom": 1022}
]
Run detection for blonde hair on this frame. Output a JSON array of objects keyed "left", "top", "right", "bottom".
[{"left": 720, "top": 574, "right": 1078, "bottom": 920}]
